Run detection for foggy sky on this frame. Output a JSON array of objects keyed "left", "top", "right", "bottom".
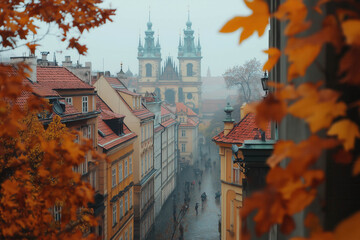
[{"left": 5, "top": 0, "right": 268, "bottom": 77}]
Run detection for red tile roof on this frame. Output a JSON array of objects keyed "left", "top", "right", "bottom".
[
  {"left": 132, "top": 106, "right": 155, "bottom": 120},
  {"left": 118, "top": 88, "right": 140, "bottom": 96},
  {"left": 98, "top": 118, "right": 136, "bottom": 150},
  {"left": 176, "top": 102, "right": 197, "bottom": 116},
  {"left": 212, "top": 113, "right": 271, "bottom": 144},
  {"left": 37, "top": 66, "right": 94, "bottom": 90},
  {"left": 154, "top": 125, "right": 164, "bottom": 133},
  {"left": 105, "top": 77, "right": 126, "bottom": 89},
  {"left": 161, "top": 118, "right": 177, "bottom": 128},
  {"left": 180, "top": 117, "right": 199, "bottom": 127},
  {"left": 96, "top": 96, "right": 136, "bottom": 150},
  {"left": 161, "top": 105, "right": 171, "bottom": 116}
]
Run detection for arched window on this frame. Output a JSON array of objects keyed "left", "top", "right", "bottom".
[
  {"left": 146, "top": 63, "right": 152, "bottom": 77},
  {"left": 186, "top": 63, "right": 193, "bottom": 76}
]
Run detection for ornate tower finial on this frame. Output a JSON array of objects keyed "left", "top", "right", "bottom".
[
  {"left": 149, "top": 6, "right": 151, "bottom": 22},
  {"left": 188, "top": 5, "right": 190, "bottom": 21},
  {"left": 120, "top": 62, "right": 123, "bottom": 71}
]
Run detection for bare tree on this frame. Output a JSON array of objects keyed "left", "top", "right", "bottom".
[{"left": 223, "top": 58, "right": 263, "bottom": 103}]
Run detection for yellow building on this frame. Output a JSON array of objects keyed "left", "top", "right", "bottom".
[
  {"left": 94, "top": 75, "right": 155, "bottom": 240},
  {"left": 176, "top": 102, "right": 199, "bottom": 166},
  {"left": 96, "top": 96, "right": 137, "bottom": 240},
  {"left": 213, "top": 104, "right": 271, "bottom": 240},
  {"left": 137, "top": 15, "right": 202, "bottom": 114}
]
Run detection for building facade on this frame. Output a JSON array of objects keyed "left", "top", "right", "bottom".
[
  {"left": 137, "top": 15, "right": 202, "bottom": 114},
  {"left": 94, "top": 76, "right": 155, "bottom": 240},
  {"left": 213, "top": 104, "right": 270, "bottom": 240},
  {"left": 176, "top": 102, "right": 199, "bottom": 166},
  {"left": 96, "top": 96, "right": 136, "bottom": 240}
]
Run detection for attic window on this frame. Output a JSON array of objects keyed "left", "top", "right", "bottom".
[{"left": 98, "top": 129, "right": 105, "bottom": 137}]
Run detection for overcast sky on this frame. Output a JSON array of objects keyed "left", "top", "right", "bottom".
[{"left": 5, "top": 0, "right": 268, "bottom": 77}]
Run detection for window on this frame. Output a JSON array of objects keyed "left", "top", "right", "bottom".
[
  {"left": 65, "top": 97, "right": 73, "bottom": 105},
  {"left": 88, "top": 125, "right": 92, "bottom": 140},
  {"left": 119, "top": 163, "right": 123, "bottom": 183},
  {"left": 181, "top": 130, "right": 186, "bottom": 137},
  {"left": 124, "top": 160, "right": 128, "bottom": 177},
  {"left": 145, "top": 63, "right": 152, "bottom": 77},
  {"left": 119, "top": 199, "right": 123, "bottom": 219},
  {"left": 186, "top": 63, "right": 193, "bottom": 76},
  {"left": 82, "top": 155, "right": 88, "bottom": 175},
  {"left": 112, "top": 167, "right": 116, "bottom": 188},
  {"left": 181, "top": 144, "right": 186, "bottom": 152},
  {"left": 145, "top": 154, "right": 147, "bottom": 172},
  {"left": 141, "top": 126, "right": 143, "bottom": 141},
  {"left": 125, "top": 195, "right": 128, "bottom": 213},
  {"left": 233, "top": 165, "right": 241, "bottom": 184},
  {"left": 54, "top": 205, "right": 61, "bottom": 222},
  {"left": 125, "top": 231, "right": 128, "bottom": 240},
  {"left": 129, "top": 156, "right": 132, "bottom": 174},
  {"left": 112, "top": 204, "right": 117, "bottom": 226},
  {"left": 141, "top": 156, "right": 144, "bottom": 176},
  {"left": 129, "top": 189, "right": 132, "bottom": 208},
  {"left": 82, "top": 96, "right": 88, "bottom": 113},
  {"left": 129, "top": 226, "right": 133, "bottom": 240}
]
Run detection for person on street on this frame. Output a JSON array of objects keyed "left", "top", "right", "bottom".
[
  {"left": 198, "top": 180, "right": 201, "bottom": 189},
  {"left": 195, "top": 202, "right": 199, "bottom": 215}
]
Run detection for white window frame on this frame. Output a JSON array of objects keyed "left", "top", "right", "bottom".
[
  {"left": 65, "top": 97, "right": 73, "bottom": 105},
  {"left": 54, "top": 205, "right": 61, "bottom": 222},
  {"left": 181, "top": 130, "right": 186, "bottom": 137},
  {"left": 88, "top": 125, "right": 91, "bottom": 140},
  {"left": 112, "top": 167, "right": 116, "bottom": 188},
  {"left": 82, "top": 96, "right": 88, "bottom": 113},
  {"left": 119, "top": 163, "right": 123, "bottom": 183},
  {"left": 181, "top": 143, "right": 186, "bottom": 152}
]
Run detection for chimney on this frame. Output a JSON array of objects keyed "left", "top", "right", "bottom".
[
  {"left": 223, "top": 102, "right": 234, "bottom": 136},
  {"left": 10, "top": 56, "right": 37, "bottom": 83},
  {"left": 240, "top": 103, "right": 247, "bottom": 120},
  {"left": 105, "top": 71, "right": 110, "bottom": 77},
  {"left": 41, "top": 51, "right": 49, "bottom": 61},
  {"left": 62, "top": 56, "right": 72, "bottom": 67}
]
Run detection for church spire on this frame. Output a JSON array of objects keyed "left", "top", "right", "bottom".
[{"left": 139, "top": 9, "right": 161, "bottom": 59}]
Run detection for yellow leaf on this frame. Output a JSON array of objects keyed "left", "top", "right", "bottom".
[
  {"left": 327, "top": 119, "right": 360, "bottom": 151},
  {"left": 342, "top": 20, "right": 360, "bottom": 46},
  {"left": 263, "top": 48, "right": 281, "bottom": 71},
  {"left": 334, "top": 211, "right": 360, "bottom": 240},
  {"left": 220, "top": 0, "right": 269, "bottom": 43}
]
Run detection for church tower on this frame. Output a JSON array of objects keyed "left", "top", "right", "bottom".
[
  {"left": 138, "top": 15, "right": 161, "bottom": 93},
  {"left": 178, "top": 12, "right": 202, "bottom": 113}
]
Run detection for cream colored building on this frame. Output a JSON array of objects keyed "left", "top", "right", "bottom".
[{"left": 94, "top": 75, "right": 155, "bottom": 240}]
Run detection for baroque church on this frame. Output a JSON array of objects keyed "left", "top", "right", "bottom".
[{"left": 137, "top": 14, "right": 202, "bottom": 114}]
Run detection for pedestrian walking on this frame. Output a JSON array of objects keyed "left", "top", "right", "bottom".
[
  {"left": 195, "top": 202, "right": 199, "bottom": 215},
  {"left": 198, "top": 180, "right": 201, "bottom": 189}
]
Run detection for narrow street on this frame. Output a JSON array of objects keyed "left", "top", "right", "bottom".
[{"left": 149, "top": 142, "right": 221, "bottom": 240}]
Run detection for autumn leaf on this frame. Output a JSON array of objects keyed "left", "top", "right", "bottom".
[
  {"left": 263, "top": 48, "right": 281, "bottom": 71},
  {"left": 267, "top": 141, "right": 295, "bottom": 168},
  {"left": 334, "top": 211, "right": 360, "bottom": 240},
  {"left": 342, "top": 20, "right": 360, "bottom": 46},
  {"left": 26, "top": 42, "right": 40, "bottom": 54},
  {"left": 305, "top": 212, "right": 322, "bottom": 234},
  {"left": 327, "top": 119, "right": 360, "bottom": 151},
  {"left": 220, "top": 0, "right": 269, "bottom": 43},
  {"left": 333, "top": 149, "right": 353, "bottom": 164}
]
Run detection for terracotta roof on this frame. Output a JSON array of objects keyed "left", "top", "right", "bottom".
[
  {"left": 212, "top": 113, "right": 271, "bottom": 144},
  {"left": 154, "top": 125, "right": 164, "bottom": 133},
  {"left": 132, "top": 105, "right": 155, "bottom": 120},
  {"left": 161, "top": 118, "right": 177, "bottom": 128},
  {"left": 118, "top": 88, "right": 140, "bottom": 96},
  {"left": 98, "top": 118, "right": 136, "bottom": 150},
  {"left": 105, "top": 77, "right": 126, "bottom": 89},
  {"left": 37, "top": 66, "right": 94, "bottom": 90},
  {"left": 176, "top": 102, "right": 197, "bottom": 116},
  {"left": 161, "top": 105, "right": 171, "bottom": 116}
]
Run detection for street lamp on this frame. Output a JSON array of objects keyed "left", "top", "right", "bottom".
[
  {"left": 261, "top": 71, "right": 269, "bottom": 94},
  {"left": 231, "top": 144, "right": 247, "bottom": 174}
]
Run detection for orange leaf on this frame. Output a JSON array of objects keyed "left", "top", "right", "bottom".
[
  {"left": 334, "top": 211, "right": 360, "bottom": 240},
  {"left": 280, "top": 215, "right": 295, "bottom": 235},
  {"left": 305, "top": 212, "right": 322, "bottom": 234},
  {"left": 327, "top": 119, "right": 360, "bottom": 151},
  {"left": 286, "top": 189, "right": 316, "bottom": 215},
  {"left": 333, "top": 149, "right": 353, "bottom": 164},
  {"left": 263, "top": 48, "right": 281, "bottom": 71},
  {"left": 353, "top": 157, "right": 360, "bottom": 176},
  {"left": 220, "top": 0, "right": 269, "bottom": 43},
  {"left": 25, "top": 42, "right": 40, "bottom": 54},
  {"left": 267, "top": 141, "right": 295, "bottom": 167},
  {"left": 342, "top": 20, "right": 360, "bottom": 46}
]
